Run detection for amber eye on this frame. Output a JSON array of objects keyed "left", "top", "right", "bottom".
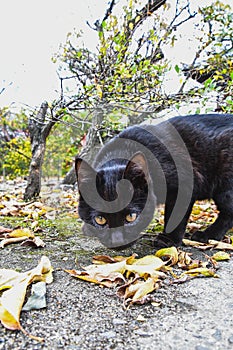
[
  {"left": 95, "top": 215, "right": 107, "bottom": 226},
  {"left": 125, "top": 213, "right": 137, "bottom": 223}
]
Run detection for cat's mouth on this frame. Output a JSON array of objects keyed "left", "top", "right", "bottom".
[
  {"left": 107, "top": 240, "right": 137, "bottom": 250},
  {"left": 98, "top": 231, "right": 141, "bottom": 249},
  {"left": 82, "top": 223, "right": 141, "bottom": 249}
]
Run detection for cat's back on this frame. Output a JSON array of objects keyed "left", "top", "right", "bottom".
[
  {"left": 168, "top": 114, "right": 233, "bottom": 157},
  {"left": 121, "top": 113, "right": 233, "bottom": 138},
  {"left": 94, "top": 114, "right": 233, "bottom": 168},
  {"left": 168, "top": 114, "right": 233, "bottom": 137},
  {"left": 119, "top": 113, "right": 233, "bottom": 149}
]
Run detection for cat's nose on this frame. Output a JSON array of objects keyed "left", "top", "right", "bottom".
[{"left": 110, "top": 230, "right": 125, "bottom": 247}]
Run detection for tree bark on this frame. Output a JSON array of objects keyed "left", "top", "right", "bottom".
[
  {"left": 61, "top": 165, "right": 77, "bottom": 186},
  {"left": 24, "top": 102, "right": 54, "bottom": 200},
  {"left": 61, "top": 107, "right": 104, "bottom": 185}
]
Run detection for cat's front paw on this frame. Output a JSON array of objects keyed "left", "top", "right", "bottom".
[
  {"left": 153, "top": 233, "right": 181, "bottom": 249},
  {"left": 191, "top": 230, "right": 209, "bottom": 243}
]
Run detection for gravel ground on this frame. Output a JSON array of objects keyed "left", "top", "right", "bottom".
[{"left": 0, "top": 229, "right": 233, "bottom": 350}]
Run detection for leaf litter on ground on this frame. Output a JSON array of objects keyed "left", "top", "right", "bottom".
[
  {"left": 1, "top": 185, "right": 233, "bottom": 308},
  {"left": 66, "top": 242, "right": 232, "bottom": 307},
  {"left": 183, "top": 238, "right": 233, "bottom": 251},
  {"left": 0, "top": 185, "right": 79, "bottom": 220},
  {"left": 0, "top": 226, "right": 45, "bottom": 248},
  {"left": 0, "top": 255, "right": 53, "bottom": 341}
]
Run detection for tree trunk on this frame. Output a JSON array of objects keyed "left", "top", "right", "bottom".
[
  {"left": 62, "top": 107, "right": 104, "bottom": 185},
  {"left": 24, "top": 102, "right": 54, "bottom": 200},
  {"left": 61, "top": 165, "right": 77, "bottom": 185}
]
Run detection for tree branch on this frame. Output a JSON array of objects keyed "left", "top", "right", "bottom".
[
  {"left": 126, "top": 0, "right": 166, "bottom": 40},
  {"left": 87, "top": 0, "right": 117, "bottom": 31}
]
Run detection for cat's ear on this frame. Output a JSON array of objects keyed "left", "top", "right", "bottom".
[
  {"left": 75, "top": 157, "right": 96, "bottom": 185},
  {"left": 123, "top": 152, "right": 149, "bottom": 181}
]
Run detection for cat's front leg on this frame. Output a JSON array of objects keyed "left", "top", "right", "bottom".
[{"left": 155, "top": 196, "right": 194, "bottom": 248}]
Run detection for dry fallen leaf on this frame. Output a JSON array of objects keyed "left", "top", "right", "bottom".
[
  {"left": 211, "top": 251, "right": 231, "bottom": 261},
  {"left": 126, "top": 277, "right": 160, "bottom": 304},
  {"left": 92, "top": 255, "right": 131, "bottom": 264},
  {"left": 136, "top": 314, "right": 147, "bottom": 322},
  {"left": 65, "top": 259, "right": 127, "bottom": 287},
  {"left": 183, "top": 238, "right": 233, "bottom": 250},
  {"left": 0, "top": 256, "right": 53, "bottom": 341},
  {"left": 65, "top": 269, "right": 117, "bottom": 287},
  {"left": 5, "top": 228, "right": 34, "bottom": 238},
  {"left": 84, "top": 260, "right": 127, "bottom": 280},
  {"left": 0, "top": 227, "right": 45, "bottom": 248},
  {"left": 66, "top": 240, "right": 231, "bottom": 307},
  {"left": 0, "top": 226, "right": 13, "bottom": 234},
  {"left": 177, "top": 251, "right": 192, "bottom": 268},
  {"left": 155, "top": 246, "right": 179, "bottom": 265},
  {"left": 208, "top": 240, "right": 233, "bottom": 251},
  {"left": 183, "top": 267, "right": 218, "bottom": 278},
  {"left": 125, "top": 255, "right": 166, "bottom": 278},
  {"left": 21, "top": 236, "right": 46, "bottom": 248},
  {"left": 182, "top": 238, "right": 209, "bottom": 248}
]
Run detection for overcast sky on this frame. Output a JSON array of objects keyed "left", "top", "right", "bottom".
[
  {"left": 0, "top": 0, "right": 231, "bottom": 110},
  {"left": 0, "top": 0, "right": 107, "bottom": 109}
]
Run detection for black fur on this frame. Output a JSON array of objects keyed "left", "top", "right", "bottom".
[{"left": 75, "top": 114, "right": 233, "bottom": 249}]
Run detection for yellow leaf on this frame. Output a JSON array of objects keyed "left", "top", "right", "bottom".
[
  {"left": 132, "top": 278, "right": 158, "bottom": 302},
  {"left": 120, "top": 277, "right": 159, "bottom": 303},
  {"left": 0, "top": 270, "right": 20, "bottom": 290},
  {"left": 84, "top": 260, "right": 126, "bottom": 278},
  {"left": 155, "top": 246, "right": 178, "bottom": 265},
  {"left": 96, "top": 84, "right": 103, "bottom": 99},
  {"left": 65, "top": 270, "right": 112, "bottom": 287},
  {"left": 130, "top": 255, "right": 164, "bottom": 267},
  {"left": 211, "top": 251, "right": 231, "bottom": 261},
  {"left": 66, "top": 260, "right": 127, "bottom": 286},
  {"left": 92, "top": 254, "right": 133, "bottom": 264},
  {"left": 184, "top": 267, "right": 218, "bottom": 277},
  {"left": 8, "top": 228, "right": 34, "bottom": 239},
  {"left": 125, "top": 254, "right": 138, "bottom": 265},
  {"left": 128, "top": 0, "right": 133, "bottom": 9},
  {"left": 0, "top": 278, "right": 29, "bottom": 330},
  {"left": 126, "top": 256, "right": 166, "bottom": 278},
  {"left": 0, "top": 256, "right": 53, "bottom": 338},
  {"left": 129, "top": 22, "right": 134, "bottom": 30}
]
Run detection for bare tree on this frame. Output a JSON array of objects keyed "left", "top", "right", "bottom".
[
  {"left": 24, "top": 102, "right": 53, "bottom": 200},
  {"left": 61, "top": 0, "right": 169, "bottom": 184},
  {"left": 25, "top": 0, "right": 233, "bottom": 190}
]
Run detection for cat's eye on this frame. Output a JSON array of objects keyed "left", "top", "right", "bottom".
[
  {"left": 95, "top": 215, "right": 107, "bottom": 226},
  {"left": 125, "top": 212, "right": 137, "bottom": 223}
]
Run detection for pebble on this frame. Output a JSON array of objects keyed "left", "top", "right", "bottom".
[
  {"left": 195, "top": 346, "right": 210, "bottom": 350},
  {"left": 112, "top": 318, "right": 127, "bottom": 325},
  {"left": 100, "top": 331, "right": 117, "bottom": 339},
  {"left": 228, "top": 334, "right": 233, "bottom": 344},
  {"left": 134, "top": 329, "right": 153, "bottom": 337},
  {"left": 212, "top": 329, "right": 222, "bottom": 341}
]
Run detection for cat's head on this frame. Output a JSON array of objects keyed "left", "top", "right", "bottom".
[{"left": 75, "top": 152, "right": 156, "bottom": 249}]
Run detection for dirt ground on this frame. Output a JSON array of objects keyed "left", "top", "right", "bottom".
[
  {"left": 0, "top": 181, "right": 233, "bottom": 350},
  {"left": 0, "top": 228, "right": 233, "bottom": 350}
]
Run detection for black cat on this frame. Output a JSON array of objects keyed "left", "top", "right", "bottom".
[{"left": 75, "top": 114, "right": 233, "bottom": 249}]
